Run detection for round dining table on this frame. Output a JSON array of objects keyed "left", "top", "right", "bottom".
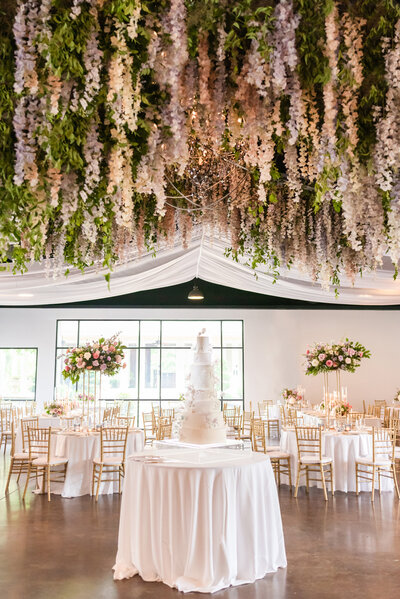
[
  {"left": 47, "top": 428, "right": 145, "bottom": 498},
  {"left": 113, "top": 448, "right": 287, "bottom": 593},
  {"left": 281, "top": 428, "right": 393, "bottom": 493}
]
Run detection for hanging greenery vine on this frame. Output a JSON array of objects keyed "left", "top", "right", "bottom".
[{"left": 1, "top": 0, "right": 400, "bottom": 289}]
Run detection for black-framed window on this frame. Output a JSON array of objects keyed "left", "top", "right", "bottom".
[
  {"left": 55, "top": 320, "right": 244, "bottom": 420},
  {"left": 0, "top": 348, "right": 38, "bottom": 401}
]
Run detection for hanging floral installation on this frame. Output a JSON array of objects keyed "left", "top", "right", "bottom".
[{"left": 1, "top": 0, "right": 400, "bottom": 289}]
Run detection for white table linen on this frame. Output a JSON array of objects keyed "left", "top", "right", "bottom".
[
  {"left": 281, "top": 429, "right": 393, "bottom": 493},
  {"left": 113, "top": 449, "right": 286, "bottom": 593},
  {"left": 47, "top": 429, "right": 144, "bottom": 498}
]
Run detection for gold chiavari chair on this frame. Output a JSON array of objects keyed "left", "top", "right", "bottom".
[
  {"left": 161, "top": 408, "right": 175, "bottom": 419},
  {"left": 281, "top": 409, "right": 302, "bottom": 429},
  {"left": 355, "top": 427, "right": 400, "bottom": 502},
  {"left": 258, "top": 403, "right": 280, "bottom": 439},
  {"left": 157, "top": 417, "right": 173, "bottom": 441},
  {"left": 23, "top": 427, "right": 68, "bottom": 502},
  {"left": 92, "top": 426, "right": 129, "bottom": 501},
  {"left": 294, "top": 426, "right": 334, "bottom": 501},
  {"left": 383, "top": 407, "right": 392, "bottom": 428},
  {"left": 252, "top": 419, "right": 292, "bottom": 489},
  {"left": 258, "top": 400, "right": 273, "bottom": 418},
  {"left": 391, "top": 418, "right": 400, "bottom": 470},
  {"left": 102, "top": 407, "right": 113, "bottom": 425},
  {"left": 5, "top": 416, "right": 38, "bottom": 493},
  {"left": 237, "top": 410, "right": 254, "bottom": 442},
  {"left": 151, "top": 405, "right": 160, "bottom": 434},
  {"left": 142, "top": 412, "right": 155, "bottom": 445},
  {"left": 0, "top": 408, "right": 14, "bottom": 454},
  {"left": 348, "top": 412, "right": 364, "bottom": 423},
  {"left": 116, "top": 416, "right": 136, "bottom": 429},
  {"left": 225, "top": 411, "right": 242, "bottom": 439}
]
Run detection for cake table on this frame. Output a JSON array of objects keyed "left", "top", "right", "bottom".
[{"left": 113, "top": 448, "right": 286, "bottom": 593}]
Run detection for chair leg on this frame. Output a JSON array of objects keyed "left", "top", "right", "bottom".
[
  {"left": 287, "top": 458, "right": 292, "bottom": 490},
  {"left": 294, "top": 463, "right": 301, "bottom": 498},
  {"left": 5, "top": 458, "right": 14, "bottom": 494},
  {"left": 393, "top": 465, "right": 400, "bottom": 499},
  {"left": 47, "top": 465, "right": 51, "bottom": 502},
  {"left": 320, "top": 464, "right": 328, "bottom": 501},
  {"left": 95, "top": 464, "right": 103, "bottom": 502},
  {"left": 23, "top": 464, "right": 32, "bottom": 500},
  {"left": 91, "top": 464, "right": 96, "bottom": 496},
  {"left": 305, "top": 466, "right": 309, "bottom": 493},
  {"left": 16, "top": 461, "right": 24, "bottom": 484},
  {"left": 371, "top": 466, "right": 376, "bottom": 502},
  {"left": 356, "top": 463, "right": 359, "bottom": 495},
  {"left": 331, "top": 464, "right": 334, "bottom": 496}
]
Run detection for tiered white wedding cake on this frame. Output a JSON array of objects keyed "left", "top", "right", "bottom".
[{"left": 179, "top": 329, "right": 227, "bottom": 444}]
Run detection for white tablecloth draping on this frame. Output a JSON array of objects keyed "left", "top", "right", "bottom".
[
  {"left": 113, "top": 449, "right": 287, "bottom": 593},
  {"left": 47, "top": 429, "right": 144, "bottom": 498},
  {"left": 281, "top": 429, "right": 393, "bottom": 493}
]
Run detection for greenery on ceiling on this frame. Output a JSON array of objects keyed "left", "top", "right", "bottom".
[{"left": 1, "top": 0, "right": 400, "bottom": 289}]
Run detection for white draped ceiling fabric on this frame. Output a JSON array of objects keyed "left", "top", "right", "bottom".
[{"left": 1, "top": 235, "right": 400, "bottom": 306}]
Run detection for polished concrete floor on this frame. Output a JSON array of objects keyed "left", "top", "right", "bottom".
[{"left": 1, "top": 454, "right": 400, "bottom": 599}]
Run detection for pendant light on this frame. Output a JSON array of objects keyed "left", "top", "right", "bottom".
[{"left": 188, "top": 280, "right": 204, "bottom": 301}]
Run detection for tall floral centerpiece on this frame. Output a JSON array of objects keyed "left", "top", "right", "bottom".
[
  {"left": 62, "top": 334, "right": 126, "bottom": 423},
  {"left": 304, "top": 339, "right": 370, "bottom": 409}
]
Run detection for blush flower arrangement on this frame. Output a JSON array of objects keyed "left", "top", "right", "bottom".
[
  {"left": 282, "top": 388, "right": 303, "bottom": 405},
  {"left": 45, "top": 402, "right": 66, "bottom": 417},
  {"left": 335, "top": 401, "right": 352, "bottom": 416},
  {"left": 305, "top": 339, "right": 370, "bottom": 376},
  {"left": 62, "top": 334, "right": 126, "bottom": 384}
]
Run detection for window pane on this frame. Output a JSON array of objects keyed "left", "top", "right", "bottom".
[
  {"left": 139, "top": 348, "right": 160, "bottom": 399},
  {"left": 99, "top": 349, "right": 138, "bottom": 400},
  {"left": 222, "top": 321, "right": 243, "bottom": 347},
  {"left": 162, "top": 321, "right": 221, "bottom": 347},
  {"left": 222, "top": 349, "right": 243, "bottom": 399},
  {"left": 0, "top": 349, "right": 37, "bottom": 401},
  {"left": 57, "top": 321, "right": 78, "bottom": 348},
  {"left": 79, "top": 321, "right": 139, "bottom": 347},
  {"left": 140, "top": 321, "right": 160, "bottom": 347},
  {"left": 55, "top": 350, "right": 76, "bottom": 399},
  {"left": 160, "top": 348, "right": 191, "bottom": 399}
]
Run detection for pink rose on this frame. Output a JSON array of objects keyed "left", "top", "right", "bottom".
[
  {"left": 86, "top": 366, "right": 93, "bottom": 370},
  {"left": 103, "top": 345, "right": 109, "bottom": 352},
  {"left": 92, "top": 360, "right": 99, "bottom": 367},
  {"left": 107, "top": 356, "right": 111, "bottom": 361},
  {"left": 65, "top": 365, "right": 70, "bottom": 372},
  {"left": 115, "top": 355, "right": 122, "bottom": 364},
  {"left": 359, "top": 351, "right": 363, "bottom": 357},
  {"left": 100, "top": 364, "right": 107, "bottom": 371},
  {"left": 326, "top": 359, "right": 333, "bottom": 367},
  {"left": 93, "top": 350, "right": 100, "bottom": 359},
  {"left": 110, "top": 345, "right": 116, "bottom": 352},
  {"left": 123, "top": 363, "right": 126, "bottom": 368}
]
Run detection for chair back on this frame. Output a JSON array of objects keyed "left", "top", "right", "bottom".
[
  {"left": 21, "top": 416, "right": 39, "bottom": 452},
  {"left": 28, "top": 427, "right": 52, "bottom": 461},
  {"left": 100, "top": 426, "right": 129, "bottom": 461},
  {"left": 157, "top": 417, "right": 172, "bottom": 440},
  {"left": 372, "top": 427, "right": 395, "bottom": 462},
  {"left": 252, "top": 418, "right": 266, "bottom": 453},
  {"left": 161, "top": 408, "right": 175, "bottom": 419},
  {"left": 116, "top": 416, "right": 136, "bottom": 428},
  {"left": 0, "top": 408, "right": 13, "bottom": 433},
  {"left": 295, "top": 426, "right": 322, "bottom": 460}
]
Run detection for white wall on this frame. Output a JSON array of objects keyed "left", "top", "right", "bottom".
[{"left": 0, "top": 307, "right": 398, "bottom": 411}]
